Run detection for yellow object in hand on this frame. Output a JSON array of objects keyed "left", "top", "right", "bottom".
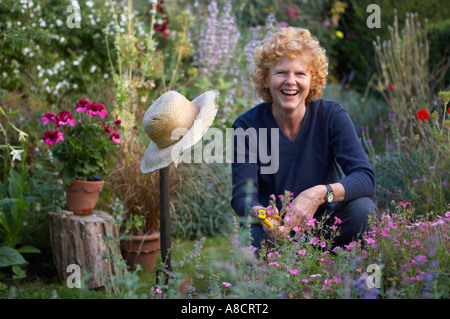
[{"left": 256, "top": 209, "right": 274, "bottom": 227}]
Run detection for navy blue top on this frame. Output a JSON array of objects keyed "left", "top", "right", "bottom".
[{"left": 231, "top": 98, "right": 376, "bottom": 217}]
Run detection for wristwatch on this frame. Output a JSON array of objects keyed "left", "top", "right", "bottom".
[{"left": 324, "top": 184, "right": 334, "bottom": 204}]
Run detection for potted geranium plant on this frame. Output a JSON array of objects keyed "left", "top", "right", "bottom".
[{"left": 41, "top": 99, "right": 121, "bottom": 215}]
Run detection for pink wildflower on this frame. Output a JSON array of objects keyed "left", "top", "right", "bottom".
[
  {"left": 415, "top": 255, "right": 427, "bottom": 264},
  {"left": 283, "top": 215, "right": 291, "bottom": 224},
  {"left": 297, "top": 249, "right": 306, "bottom": 255},
  {"left": 289, "top": 269, "right": 300, "bottom": 275},
  {"left": 398, "top": 201, "right": 411, "bottom": 207},
  {"left": 292, "top": 226, "right": 302, "bottom": 233},
  {"left": 306, "top": 217, "right": 316, "bottom": 227},
  {"left": 320, "top": 241, "right": 327, "bottom": 248},
  {"left": 222, "top": 282, "right": 232, "bottom": 288},
  {"left": 309, "top": 237, "right": 319, "bottom": 246},
  {"left": 267, "top": 251, "right": 279, "bottom": 260},
  {"left": 334, "top": 216, "right": 342, "bottom": 224}
]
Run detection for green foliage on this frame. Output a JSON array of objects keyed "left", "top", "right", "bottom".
[
  {"left": 336, "top": 0, "right": 450, "bottom": 94},
  {"left": 364, "top": 96, "right": 450, "bottom": 217},
  {"left": 41, "top": 103, "right": 120, "bottom": 185},
  {"left": 171, "top": 163, "right": 233, "bottom": 240}
]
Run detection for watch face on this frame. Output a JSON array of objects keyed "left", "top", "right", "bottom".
[{"left": 327, "top": 193, "right": 334, "bottom": 203}]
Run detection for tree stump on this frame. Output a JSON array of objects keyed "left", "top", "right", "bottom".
[{"left": 48, "top": 210, "right": 123, "bottom": 289}]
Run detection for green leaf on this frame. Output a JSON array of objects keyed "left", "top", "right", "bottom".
[
  {"left": 16, "top": 245, "right": 40, "bottom": 254},
  {"left": 0, "top": 246, "right": 27, "bottom": 268}
]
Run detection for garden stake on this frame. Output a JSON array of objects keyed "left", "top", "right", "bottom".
[{"left": 157, "top": 166, "right": 171, "bottom": 285}]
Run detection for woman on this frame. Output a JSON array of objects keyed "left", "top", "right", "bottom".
[{"left": 231, "top": 27, "right": 376, "bottom": 250}]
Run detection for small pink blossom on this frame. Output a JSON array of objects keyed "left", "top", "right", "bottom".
[
  {"left": 297, "top": 249, "right": 306, "bottom": 255},
  {"left": 334, "top": 216, "right": 342, "bottom": 224},
  {"left": 292, "top": 226, "right": 302, "bottom": 233},
  {"left": 306, "top": 217, "right": 316, "bottom": 227},
  {"left": 222, "top": 282, "right": 232, "bottom": 288},
  {"left": 309, "top": 237, "right": 319, "bottom": 246},
  {"left": 267, "top": 251, "right": 279, "bottom": 260},
  {"left": 415, "top": 255, "right": 427, "bottom": 264},
  {"left": 289, "top": 268, "right": 300, "bottom": 275},
  {"left": 283, "top": 215, "right": 291, "bottom": 224},
  {"left": 320, "top": 241, "right": 327, "bottom": 248},
  {"left": 398, "top": 201, "right": 411, "bottom": 207}
]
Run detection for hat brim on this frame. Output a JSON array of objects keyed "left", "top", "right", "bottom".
[{"left": 140, "top": 90, "right": 219, "bottom": 174}]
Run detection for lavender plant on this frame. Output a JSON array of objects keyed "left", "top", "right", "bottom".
[{"left": 188, "top": 0, "right": 240, "bottom": 78}]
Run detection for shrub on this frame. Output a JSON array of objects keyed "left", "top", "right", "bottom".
[
  {"left": 152, "top": 202, "right": 449, "bottom": 299},
  {"left": 364, "top": 92, "right": 449, "bottom": 217}
]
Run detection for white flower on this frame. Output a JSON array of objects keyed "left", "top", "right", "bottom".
[
  {"left": 19, "top": 131, "right": 29, "bottom": 142},
  {"left": 10, "top": 149, "right": 23, "bottom": 162}
]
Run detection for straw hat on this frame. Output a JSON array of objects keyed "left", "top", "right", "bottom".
[{"left": 141, "top": 90, "right": 220, "bottom": 174}]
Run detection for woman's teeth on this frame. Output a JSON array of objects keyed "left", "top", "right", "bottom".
[{"left": 281, "top": 90, "right": 298, "bottom": 96}]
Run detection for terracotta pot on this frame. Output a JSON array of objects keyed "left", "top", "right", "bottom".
[
  {"left": 121, "top": 233, "right": 161, "bottom": 271},
  {"left": 66, "top": 179, "right": 104, "bottom": 216}
]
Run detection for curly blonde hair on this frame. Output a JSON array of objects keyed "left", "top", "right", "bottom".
[{"left": 250, "top": 27, "right": 328, "bottom": 103}]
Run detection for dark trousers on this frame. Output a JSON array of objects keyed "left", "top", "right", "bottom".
[{"left": 248, "top": 197, "right": 377, "bottom": 251}]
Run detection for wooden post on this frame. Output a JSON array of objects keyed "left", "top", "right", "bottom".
[{"left": 48, "top": 210, "right": 123, "bottom": 289}]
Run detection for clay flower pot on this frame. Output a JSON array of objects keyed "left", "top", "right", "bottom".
[
  {"left": 66, "top": 179, "right": 104, "bottom": 215},
  {"left": 121, "top": 232, "right": 161, "bottom": 271}
]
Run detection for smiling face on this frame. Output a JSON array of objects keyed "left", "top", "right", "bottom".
[{"left": 265, "top": 55, "right": 312, "bottom": 113}]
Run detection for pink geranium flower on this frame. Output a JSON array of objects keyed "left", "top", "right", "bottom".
[
  {"left": 42, "top": 130, "right": 64, "bottom": 145},
  {"left": 76, "top": 99, "right": 90, "bottom": 112},
  {"left": 56, "top": 111, "right": 76, "bottom": 128},
  {"left": 40, "top": 112, "right": 57, "bottom": 125},
  {"left": 88, "top": 102, "right": 108, "bottom": 118}
]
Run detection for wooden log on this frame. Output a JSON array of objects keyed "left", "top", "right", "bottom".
[{"left": 48, "top": 210, "right": 123, "bottom": 289}]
